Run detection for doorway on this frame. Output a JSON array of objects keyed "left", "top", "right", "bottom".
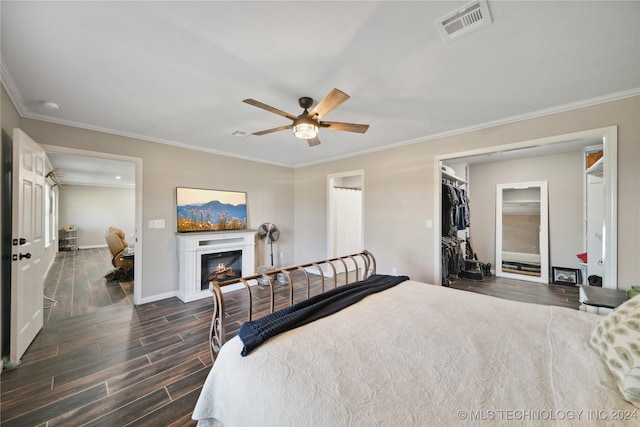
[
  {"left": 434, "top": 126, "right": 617, "bottom": 289},
  {"left": 41, "top": 145, "right": 144, "bottom": 304},
  {"left": 328, "top": 170, "right": 364, "bottom": 258}
]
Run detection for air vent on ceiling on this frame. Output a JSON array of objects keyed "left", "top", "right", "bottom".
[{"left": 435, "top": 0, "right": 492, "bottom": 43}]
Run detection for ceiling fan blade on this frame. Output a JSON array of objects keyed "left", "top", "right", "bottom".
[
  {"left": 319, "top": 121, "right": 369, "bottom": 133},
  {"left": 252, "top": 125, "right": 292, "bottom": 136},
  {"left": 307, "top": 136, "right": 321, "bottom": 147},
  {"left": 308, "top": 88, "right": 350, "bottom": 120},
  {"left": 243, "top": 99, "right": 298, "bottom": 121}
]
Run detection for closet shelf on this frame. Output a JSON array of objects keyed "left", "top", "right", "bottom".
[{"left": 442, "top": 170, "right": 466, "bottom": 185}]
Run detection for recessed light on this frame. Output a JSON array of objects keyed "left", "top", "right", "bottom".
[
  {"left": 42, "top": 101, "right": 60, "bottom": 110},
  {"left": 115, "top": 176, "right": 122, "bottom": 180}
]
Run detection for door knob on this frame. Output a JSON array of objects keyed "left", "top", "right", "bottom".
[{"left": 19, "top": 253, "right": 31, "bottom": 260}]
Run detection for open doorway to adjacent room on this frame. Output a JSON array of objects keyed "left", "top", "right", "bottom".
[{"left": 42, "top": 145, "right": 143, "bottom": 306}]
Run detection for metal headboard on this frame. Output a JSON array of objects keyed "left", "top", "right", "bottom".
[{"left": 207, "top": 250, "right": 376, "bottom": 362}]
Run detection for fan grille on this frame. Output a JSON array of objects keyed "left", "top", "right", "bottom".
[{"left": 258, "top": 223, "right": 279, "bottom": 243}]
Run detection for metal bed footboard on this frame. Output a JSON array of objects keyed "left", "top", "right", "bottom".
[{"left": 207, "top": 250, "right": 376, "bottom": 361}]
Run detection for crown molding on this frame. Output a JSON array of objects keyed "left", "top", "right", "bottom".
[
  {"left": 295, "top": 88, "right": 640, "bottom": 168},
  {"left": 2, "top": 59, "right": 638, "bottom": 169},
  {"left": 1, "top": 57, "right": 27, "bottom": 116}
]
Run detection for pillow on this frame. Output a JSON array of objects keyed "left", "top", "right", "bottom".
[{"left": 590, "top": 293, "right": 640, "bottom": 408}]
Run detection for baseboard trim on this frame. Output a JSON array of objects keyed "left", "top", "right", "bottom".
[{"left": 138, "top": 291, "right": 179, "bottom": 305}]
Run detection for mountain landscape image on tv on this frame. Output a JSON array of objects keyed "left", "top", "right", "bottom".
[{"left": 176, "top": 187, "right": 247, "bottom": 233}]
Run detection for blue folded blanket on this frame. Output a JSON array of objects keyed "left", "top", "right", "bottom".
[{"left": 238, "top": 274, "right": 409, "bottom": 356}]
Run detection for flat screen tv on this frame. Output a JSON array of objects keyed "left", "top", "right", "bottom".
[{"left": 176, "top": 187, "right": 247, "bottom": 233}]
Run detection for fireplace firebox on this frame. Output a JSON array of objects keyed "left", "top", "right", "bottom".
[{"left": 201, "top": 250, "right": 242, "bottom": 290}]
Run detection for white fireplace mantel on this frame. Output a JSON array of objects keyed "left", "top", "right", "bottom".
[{"left": 176, "top": 230, "right": 256, "bottom": 302}]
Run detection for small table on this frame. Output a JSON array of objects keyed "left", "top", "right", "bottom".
[{"left": 579, "top": 285, "right": 627, "bottom": 310}]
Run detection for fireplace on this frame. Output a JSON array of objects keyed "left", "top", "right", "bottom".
[
  {"left": 201, "top": 250, "right": 242, "bottom": 290},
  {"left": 176, "top": 230, "right": 256, "bottom": 302}
]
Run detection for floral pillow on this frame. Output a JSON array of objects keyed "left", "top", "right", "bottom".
[{"left": 590, "top": 293, "right": 640, "bottom": 408}]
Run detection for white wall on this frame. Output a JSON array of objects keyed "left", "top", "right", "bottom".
[{"left": 58, "top": 185, "right": 135, "bottom": 248}]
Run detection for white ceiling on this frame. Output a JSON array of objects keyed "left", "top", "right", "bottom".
[
  {"left": 2, "top": 1, "right": 639, "bottom": 185},
  {"left": 46, "top": 152, "right": 136, "bottom": 189}
]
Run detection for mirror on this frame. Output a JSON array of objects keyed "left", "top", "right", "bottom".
[{"left": 496, "top": 181, "right": 549, "bottom": 283}]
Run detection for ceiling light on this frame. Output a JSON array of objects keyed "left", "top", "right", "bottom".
[
  {"left": 292, "top": 116, "right": 318, "bottom": 140},
  {"left": 42, "top": 101, "right": 60, "bottom": 110},
  {"left": 115, "top": 176, "right": 122, "bottom": 180},
  {"left": 293, "top": 123, "right": 318, "bottom": 139}
]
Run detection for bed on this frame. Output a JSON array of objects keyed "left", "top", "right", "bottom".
[{"left": 193, "top": 251, "right": 639, "bottom": 426}]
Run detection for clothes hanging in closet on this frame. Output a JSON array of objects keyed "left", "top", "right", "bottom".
[
  {"left": 441, "top": 236, "right": 465, "bottom": 286},
  {"left": 441, "top": 183, "right": 470, "bottom": 237}
]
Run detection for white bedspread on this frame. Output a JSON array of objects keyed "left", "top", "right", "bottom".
[{"left": 193, "top": 281, "right": 638, "bottom": 426}]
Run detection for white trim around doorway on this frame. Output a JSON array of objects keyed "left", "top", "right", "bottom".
[
  {"left": 40, "top": 144, "right": 144, "bottom": 305},
  {"left": 433, "top": 126, "right": 617, "bottom": 289}
]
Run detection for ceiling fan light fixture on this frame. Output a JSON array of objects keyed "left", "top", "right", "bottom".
[
  {"left": 293, "top": 122, "right": 318, "bottom": 139},
  {"left": 293, "top": 114, "right": 319, "bottom": 139}
]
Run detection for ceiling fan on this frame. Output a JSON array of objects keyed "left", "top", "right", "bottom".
[{"left": 243, "top": 88, "right": 369, "bottom": 147}]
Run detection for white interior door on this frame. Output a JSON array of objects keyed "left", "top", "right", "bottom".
[
  {"left": 586, "top": 173, "right": 605, "bottom": 281},
  {"left": 10, "top": 129, "right": 46, "bottom": 364},
  {"left": 332, "top": 187, "right": 363, "bottom": 256},
  {"left": 328, "top": 170, "right": 364, "bottom": 259}
]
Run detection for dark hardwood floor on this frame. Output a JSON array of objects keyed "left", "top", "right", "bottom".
[
  {"left": 1, "top": 248, "right": 213, "bottom": 426},
  {"left": 1, "top": 249, "right": 580, "bottom": 425},
  {"left": 449, "top": 273, "right": 580, "bottom": 309}
]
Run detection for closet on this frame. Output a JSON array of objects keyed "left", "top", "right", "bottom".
[{"left": 440, "top": 163, "right": 471, "bottom": 286}]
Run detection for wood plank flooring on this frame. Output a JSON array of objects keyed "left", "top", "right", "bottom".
[
  {"left": 1, "top": 248, "right": 212, "bottom": 426},
  {"left": 1, "top": 249, "right": 580, "bottom": 425},
  {"left": 449, "top": 273, "right": 580, "bottom": 309}
]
